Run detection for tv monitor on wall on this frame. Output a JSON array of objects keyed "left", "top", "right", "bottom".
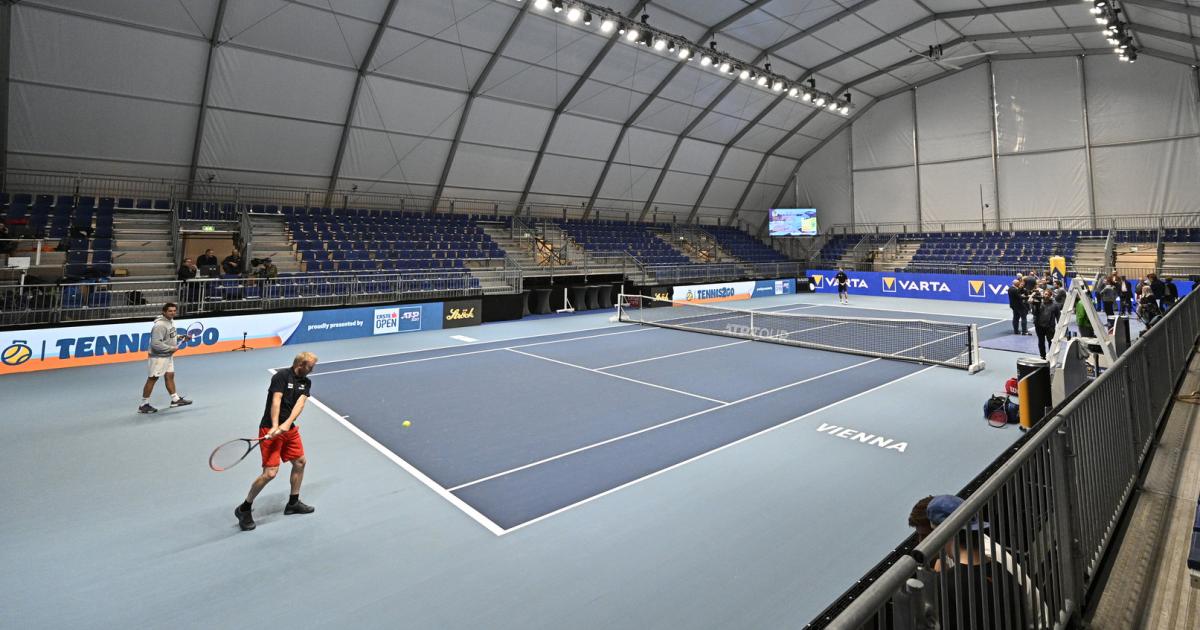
[{"left": 768, "top": 208, "right": 818, "bottom": 236}]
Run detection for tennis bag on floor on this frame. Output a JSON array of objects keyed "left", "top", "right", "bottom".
[{"left": 983, "top": 394, "right": 1020, "bottom": 427}]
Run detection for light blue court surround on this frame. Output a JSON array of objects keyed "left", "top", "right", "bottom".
[{"left": 0, "top": 293, "right": 1029, "bottom": 629}]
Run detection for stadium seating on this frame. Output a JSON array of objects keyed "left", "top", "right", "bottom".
[
  {"left": 555, "top": 219, "right": 691, "bottom": 265},
  {"left": 282, "top": 207, "right": 504, "bottom": 273},
  {"left": 701, "top": 225, "right": 789, "bottom": 263}
]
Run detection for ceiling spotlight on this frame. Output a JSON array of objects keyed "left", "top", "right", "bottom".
[
  {"left": 700, "top": 54, "right": 713, "bottom": 66},
  {"left": 677, "top": 46, "right": 690, "bottom": 60},
  {"left": 814, "top": 96, "right": 826, "bottom": 106},
  {"left": 756, "top": 74, "right": 768, "bottom": 86},
  {"left": 566, "top": 6, "right": 581, "bottom": 21},
  {"left": 654, "top": 38, "right": 667, "bottom": 51},
  {"left": 583, "top": 11, "right": 592, "bottom": 25},
  {"left": 625, "top": 27, "right": 640, "bottom": 42},
  {"left": 788, "top": 86, "right": 799, "bottom": 97},
  {"left": 667, "top": 40, "right": 676, "bottom": 53},
  {"left": 552, "top": 0, "right": 563, "bottom": 14},
  {"left": 772, "top": 80, "right": 784, "bottom": 92},
  {"left": 719, "top": 60, "right": 731, "bottom": 73},
  {"left": 739, "top": 68, "right": 750, "bottom": 80},
  {"left": 839, "top": 104, "right": 850, "bottom": 115},
  {"left": 534, "top": 0, "right": 549, "bottom": 10},
  {"left": 638, "top": 30, "right": 652, "bottom": 46},
  {"left": 616, "top": 22, "right": 625, "bottom": 35},
  {"left": 827, "top": 100, "right": 839, "bottom": 111},
  {"left": 801, "top": 91, "right": 812, "bottom": 102}
]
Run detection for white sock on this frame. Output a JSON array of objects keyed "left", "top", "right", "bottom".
[
  {"left": 171, "top": 393, "right": 181, "bottom": 401},
  {"left": 141, "top": 398, "right": 150, "bottom": 405}
]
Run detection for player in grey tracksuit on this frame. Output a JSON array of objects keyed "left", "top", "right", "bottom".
[{"left": 139, "top": 302, "right": 193, "bottom": 413}]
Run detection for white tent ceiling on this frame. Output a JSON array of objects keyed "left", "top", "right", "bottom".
[{"left": 5, "top": 0, "right": 1198, "bottom": 222}]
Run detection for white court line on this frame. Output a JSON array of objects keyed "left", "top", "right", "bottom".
[
  {"left": 500, "top": 364, "right": 938, "bottom": 535},
  {"left": 272, "top": 369, "right": 507, "bottom": 536},
  {"left": 313, "top": 327, "right": 653, "bottom": 376},
  {"left": 313, "top": 320, "right": 638, "bottom": 367},
  {"left": 596, "top": 340, "right": 749, "bottom": 370},
  {"left": 448, "top": 356, "right": 880, "bottom": 492},
  {"left": 505, "top": 348, "right": 727, "bottom": 404},
  {"left": 802, "top": 300, "right": 1005, "bottom": 323}
]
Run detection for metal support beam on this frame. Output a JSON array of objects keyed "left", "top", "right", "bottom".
[
  {"left": 325, "top": 0, "right": 401, "bottom": 207},
  {"left": 584, "top": 0, "right": 775, "bottom": 220},
  {"left": 186, "top": 0, "right": 229, "bottom": 200},
  {"left": 429, "top": 3, "right": 530, "bottom": 213},
  {"left": 1123, "top": 0, "right": 1200, "bottom": 17},
  {"left": 911, "top": 89, "right": 921, "bottom": 230},
  {"left": 761, "top": 0, "right": 883, "bottom": 59},
  {"left": 516, "top": 0, "right": 651, "bottom": 213},
  {"left": 1079, "top": 56, "right": 1098, "bottom": 229},
  {"left": 0, "top": 0, "right": 11, "bottom": 190},
  {"left": 987, "top": 59, "right": 1001, "bottom": 227},
  {"left": 741, "top": 48, "right": 1122, "bottom": 227},
  {"left": 1132, "top": 24, "right": 1200, "bottom": 49}
]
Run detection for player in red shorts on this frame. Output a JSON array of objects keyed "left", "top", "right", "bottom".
[{"left": 235, "top": 351, "right": 318, "bottom": 531}]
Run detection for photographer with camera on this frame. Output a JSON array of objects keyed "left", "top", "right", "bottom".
[
  {"left": 1030, "top": 286, "right": 1061, "bottom": 359},
  {"left": 252, "top": 257, "right": 278, "bottom": 280}
]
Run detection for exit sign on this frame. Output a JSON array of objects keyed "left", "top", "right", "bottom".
[{"left": 201, "top": 225, "right": 216, "bottom": 232}]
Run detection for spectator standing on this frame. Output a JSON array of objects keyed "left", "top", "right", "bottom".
[
  {"left": 1097, "top": 278, "right": 1117, "bottom": 320},
  {"left": 1007, "top": 279, "right": 1029, "bottom": 335},
  {"left": 1118, "top": 275, "right": 1134, "bottom": 315},
  {"left": 1022, "top": 270, "right": 1037, "bottom": 293},
  {"left": 1031, "top": 288, "right": 1062, "bottom": 359},
  {"left": 1162, "top": 276, "right": 1178, "bottom": 310},
  {"left": 1148, "top": 273, "right": 1165, "bottom": 311}
]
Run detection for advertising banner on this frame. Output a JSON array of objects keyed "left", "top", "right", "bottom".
[
  {"left": 672, "top": 279, "right": 795, "bottom": 303},
  {"left": 0, "top": 302, "right": 443, "bottom": 375},
  {"left": 807, "top": 269, "right": 1194, "bottom": 304},
  {"left": 442, "top": 299, "right": 483, "bottom": 328}
]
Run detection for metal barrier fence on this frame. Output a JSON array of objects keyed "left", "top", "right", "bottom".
[
  {"left": 816, "top": 288, "right": 1200, "bottom": 629},
  {"left": 827, "top": 212, "right": 1200, "bottom": 235},
  {"left": 0, "top": 270, "right": 522, "bottom": 327},
  {"left": 807, "top": 260, "right": 1106, "bottom": 280},
  {"left": 647, "top": 261, "right": 806, "bottom": 285}
]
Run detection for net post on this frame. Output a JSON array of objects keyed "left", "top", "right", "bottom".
[
  {"left": 749, "top": 309, "right": 755, "bottom": 339},
  {"left": 968, "top": 323, "right": 986, "bottom": 374}
]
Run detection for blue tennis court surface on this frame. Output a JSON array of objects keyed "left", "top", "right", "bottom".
[{"left": 307, "top": 302, "right": 1009, "bottom": 533}]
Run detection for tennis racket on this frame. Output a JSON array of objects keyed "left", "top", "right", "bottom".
[
  {"left": 209, "top": 434, "right": 272, "bottom": 471},
  {"left": 178, "top": 322, "right": 205, "bottom": 347},
  {"left": 987, "top": 408, "right": 1009, "bottom": 428}
]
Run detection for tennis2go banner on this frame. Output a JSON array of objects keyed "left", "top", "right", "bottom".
[{"left": 0, "top": 302, "right": 443, "bottom": 375}]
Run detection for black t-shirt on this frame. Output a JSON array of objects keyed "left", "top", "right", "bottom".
[
  {"left": 197, "top": 254, "right": 218, "bottom": 267},
  {"left": 835, "top": 271, "right": 848, "bottom": 286},
  {"left": 222, "top": 255, "right": 242, "bottom": 275},
  {"left": 261, "top": 368, "right": 313, "bottom": 428}
]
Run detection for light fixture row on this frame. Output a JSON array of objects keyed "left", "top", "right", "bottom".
[
  {"left": 1087, "top": 0, "right": 1137, "bottom": 62},
  {"left": 519, "top": 0, "right": 853, "bottom": 115}
]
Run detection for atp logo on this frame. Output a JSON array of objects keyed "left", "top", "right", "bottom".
[{"left": 882, "top": 277, "right": 897, "bottom": 293}]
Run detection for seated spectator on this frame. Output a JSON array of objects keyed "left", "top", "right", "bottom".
[
  {"left": 221, "top": 250, "right": 243, "bottom": 276},
  {"left": 177, "top": 257, "right": 198, "bottom": 282},
  {"left": 197, "top": 248, "right": 218, "bottom": 268}
]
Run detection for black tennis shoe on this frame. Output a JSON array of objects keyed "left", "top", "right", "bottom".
[
  {"left": 284, "top": 500, "right": 314, "bottom": 515},
  {"left": 170, "top": 397, "right": 193, "bottom": 407},
  {"left": 138, "top": 403, "right": 158, "bottom": 414},
  {"left": 235, "top": 505, "right": 256, "bottom": 531}
]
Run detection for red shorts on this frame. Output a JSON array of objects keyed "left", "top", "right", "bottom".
[{"left": 259, "top": 426, "right": 305, "bottom": 468}]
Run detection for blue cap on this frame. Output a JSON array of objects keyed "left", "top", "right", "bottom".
[{"left": 926, "top": 495, "right": 983, "bottom": 530}]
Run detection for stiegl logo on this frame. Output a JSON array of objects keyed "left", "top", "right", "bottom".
[{"left": 446, "top": 307, "right": 476, "bottom": 321}]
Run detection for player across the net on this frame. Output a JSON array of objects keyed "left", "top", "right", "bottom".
[{"left": 617, "top": 294, "right": 984, "bottom": 372}]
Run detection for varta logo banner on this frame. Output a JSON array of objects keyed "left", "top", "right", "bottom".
[{"left": 806, "top": 269, "right": 1114, "bottom": 305}]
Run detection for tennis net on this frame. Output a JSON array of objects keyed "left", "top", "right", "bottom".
[{"left": 617, "top": 294, "right": 984, "bottom": 372}]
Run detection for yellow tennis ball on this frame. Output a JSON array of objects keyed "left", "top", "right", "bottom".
[
  {"left": 402, "top": 420, "right": 411, "bottom": 428},
  {"left": 2, "top": 343, "right": 33, "bottom": 366}
]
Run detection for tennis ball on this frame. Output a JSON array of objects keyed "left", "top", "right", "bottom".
[
  {"left": 402, "top": 420, "right": 411, "bottom": 428},
  {"left": 2, "top": 343, "right": 33, "bottom": 366}
]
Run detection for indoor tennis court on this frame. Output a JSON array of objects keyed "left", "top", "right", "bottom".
[{"left": 1, "top": 293, "right": 1025, "bottom": 628}]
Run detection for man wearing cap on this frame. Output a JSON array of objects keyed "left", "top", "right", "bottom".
[{"left": 908, "top": 495, "right": 1047, "bottom": 628}]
